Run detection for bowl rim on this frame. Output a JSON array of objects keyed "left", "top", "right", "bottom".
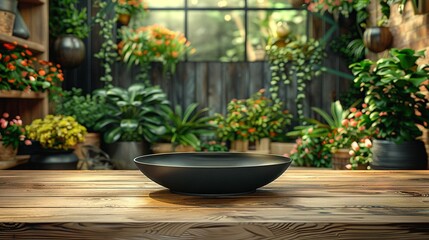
[{"left": 133, "top": 152, "right": 292, "bottom": 169}]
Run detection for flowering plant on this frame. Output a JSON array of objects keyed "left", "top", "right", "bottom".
[
  {"left": 0, "top": 42, "right": 64, "bottom": 95},
  {"left": 118, "top": 24, "right": 194, "bottom": 75},
  {"left": 26, "top": 115, "right": 87, "bottom": 150},
  {"left": 114, "top": 0, "right": 148, "bottom": 16},
  {"left": 0, "top": 112, "right": 31, "bottom": 150},
  {"left": 214, "top": 89, "right": 292, "bottom": 142},
  {"left": 351, "top": 48, "right": 429, "bottom": 143}
]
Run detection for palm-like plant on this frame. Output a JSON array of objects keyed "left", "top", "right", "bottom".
[
  {"left": 94, "top": 83, "right": 169, "bottom": 143},
  {"left": 158, "top": 103, "right": 216, "bottom": 149}
]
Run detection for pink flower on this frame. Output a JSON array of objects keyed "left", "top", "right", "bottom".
[
  {"left": 341, "top": 119, "right": 349, "bottom": 127},
  {"left": 351, "top": 141, "right": 360, "bottom": 152},
  {"left": 24, "top": 140, "right": 32, "bottom": 146},
  {"left": 350, "top": 107, "right": 357, "bottom": 113},
  {"left": 1, "top": 121, "right": 8, "bottom": 129},
  {"left": 2, "top": 113, "right": 9, "bottom": 118},
  {"left": 365, "top": 139, "right": 372, "bottom": 148}
]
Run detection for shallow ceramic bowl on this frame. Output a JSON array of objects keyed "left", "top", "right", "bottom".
[{"left": 134, "top": 152, "right": 292, "bottom": 196}]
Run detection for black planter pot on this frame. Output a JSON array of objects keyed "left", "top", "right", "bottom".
[
  {"left": 371, "top": 139, "right": 428, "bottom": 170},
  {"left": 0, "top": 0, "right": 17, "bottom": 36},
  {"left": 53, "top": 35, "right": 86, "bottom": 69},
  {"left": 29, "top": 150, "right": 78, "bottom": 170}
]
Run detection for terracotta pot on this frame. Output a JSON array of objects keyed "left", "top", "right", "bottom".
[
  {"left": 332, "top": 149, "right": 351, "bottom": 170},
  {"left": 118, "top": 14, "right": 131, "bottom": 25},
  {"left": 152, "top": 143, "right": 195, "bottom": 154},
  {"left": 0, "top": 141, "right": 17, "bottom": 161},
  {"left": 363, "top": 27, "right": 393, "bottom": 53},
  {"left": 54, "top": 34, "right": 86, "bottom": 69},
  {"left": 270, "top": 142, "right": 295, "bottom": 155}
]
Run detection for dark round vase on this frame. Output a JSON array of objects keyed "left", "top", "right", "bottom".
[
  {"left": 363, "top": 27, "right": 393, "bottom": 53},
  {"left": 371, "top": 139, "right": 428, "bottom": 170},
  {"left": 30, "top": 151, "right": 79, "bottom": 170},
  {"left": 54, "top": 35, "right": 86, "bottom": 69}
]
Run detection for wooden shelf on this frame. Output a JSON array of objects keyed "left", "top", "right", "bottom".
[
  {"left": 0, "top": 90, "right": 48, "bottom": 99},
  {"left": 0, "top": 33, "right": 45, "bottom": 55}
]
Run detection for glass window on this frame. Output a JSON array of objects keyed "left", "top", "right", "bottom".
[{"left": 144, "top": 0, "right": 307, "bottom": 61}]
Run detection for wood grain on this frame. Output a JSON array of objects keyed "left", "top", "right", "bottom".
[{"left": 0, "top": 170, "right": 428, "bottom": 239}]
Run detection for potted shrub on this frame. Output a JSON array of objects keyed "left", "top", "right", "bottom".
[
  {"left": 214, "top": 89, "right": 292, "bottom": 153},
  {"left": 351, "top": 48, "right": 429, "bottom": 169},
  {"left": 114, "top": 0, "right": 148, "bottom": 26},
  {"left": 152, "top": 103, "right": 216, "bottom": 153},
  {"left": 0, "top": 112, "right": 31, "bottom": 161},
  {"left": 54, "top": 88, "right": 107, "bottom": 160},
  {"left": 93, "top": 83, "right": 168, "bottom": 169},
  {"left": 25, "top": 115, "right": 87, "bottom": 169},
  {"left": 49, "top": 0, "right": 89, "bottom": 69}
]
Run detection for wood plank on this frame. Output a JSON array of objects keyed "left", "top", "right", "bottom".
[
  {"left": 1, "top": 207, "right": 429, "bottom": 223},
  {"left": 0, "top": 222, "right": 428, "bottom": 240},
  {"left": 0, "top": 196, "right": 427, "bottom": 209}
]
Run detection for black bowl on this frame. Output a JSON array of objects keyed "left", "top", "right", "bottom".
[{"left": 134, "top": 152, "right": 292, "bottom": 196}]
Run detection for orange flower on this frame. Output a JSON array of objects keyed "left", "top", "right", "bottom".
[
  {"left": 248, "top": 128, "right": 256, "bottom": 133},
  {"left": 38, "top": 69, "right": 46, "bottom": 76}
]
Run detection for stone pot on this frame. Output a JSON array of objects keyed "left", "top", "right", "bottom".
[
  {"left": 371, "top": 139, "right": 428, "bottom": 170},
  {"left": 103, "top": 141, "right": 150, "bottom": 170},
  {"left": 29, "top": 150, "right": 78, "bottom": 170}
]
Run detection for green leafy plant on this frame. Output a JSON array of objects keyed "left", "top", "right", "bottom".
[
  {"left": 157, "top": 103, "right": 216, "bottom": 149},
  {"left": 93, "top": 0, "right": 118, "bottom": 87},
  {"left": 93, "top": 83, "right": 169, "bottom": 143},
  {"left": 214, "top": 89, "right": 292, "bottom": 142},
  {"left": 350, "top": 48, "right": 429, "bottom": 143},
  {"left": 26, "top": 115, "right": 87, "bottom": 150},
  {"left": 49, "top": 0, "right": 89, "bottom": 39},
  {"left": 54, "top": 88, "right": 107, "bottom": 132},
  {"left": 266, "top": 35, "right": 325, "bottom": 121},
  {"left": 115, "top": 0, "right": 147, "bottom": 16},
  {"left": 0, "top": 112, "right": 31, "bottom": 150}
]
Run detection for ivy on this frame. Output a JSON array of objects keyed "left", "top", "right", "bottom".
[{"left": 266, "top": 35, "right": 325, "bottom": 122}]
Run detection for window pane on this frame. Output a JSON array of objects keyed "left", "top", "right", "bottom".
[
  {"left": 146, "top": 0, "right": 184, "bottom": 8},
  {"left": 143, "top": 11, "right": 185, "bottom": 33},
  {"left": 188, "top": 0, "right": 245, "bottom": 8},
  {"left": 247, "top": 10, "right": 307, "bottom": 61},
  {"left": 248, "top": 0, "right": 295, "bottom": 8},
  {"left": 188, "top": 11, "right": 245, "bottom": 61}
]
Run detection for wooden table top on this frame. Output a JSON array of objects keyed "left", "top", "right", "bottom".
[{"left": 0, "top": 169, "right": 428, "bottom": 239}]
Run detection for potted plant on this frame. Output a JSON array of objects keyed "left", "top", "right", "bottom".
[
  {"left": 351, "top": 48, "right": 429, "bottom": 169},
  {"left": 118, "top": 24, "right": 194, "bottom": 80},
  {"left": 25, "top": 115, "right": 87, "bottom": 169},
  {"left": 49, "top": 0, "right": 89, "bottom": 69},
  {"left": 93, "top": 83, "right": 169, "bottom": 169},
  {"left": 313, "top": 101, "right": 374, "bottom": 170},
  {"left": 152, "top": 103, "right": 216, "bottom": 153},
  {"left": 114, "top": 0, "right": 148, "bottom": 26},
  {"left": 54, "top": 88, "right": 108, "bottom": 160},
  {"left": 214, "top": 89, "right": 292, "bottom": 153},
  {"left": 0, "top": 112, "right": 31, "bottom": 161}
]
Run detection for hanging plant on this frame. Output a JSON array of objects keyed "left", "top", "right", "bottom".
[
  {"left": 266, "top": 34, "right": 325, "bottom": 122},
  {"left": 93, "top": 0, "right": 118, "bottom": 88}
]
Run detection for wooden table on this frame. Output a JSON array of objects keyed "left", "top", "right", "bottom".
[{"left": 0, "top": 170, "right": 428, "bottom": 239}]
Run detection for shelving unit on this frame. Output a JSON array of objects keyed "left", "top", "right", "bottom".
[{"left": 0, "top": 0, "right": 49, "bottom": 123}]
